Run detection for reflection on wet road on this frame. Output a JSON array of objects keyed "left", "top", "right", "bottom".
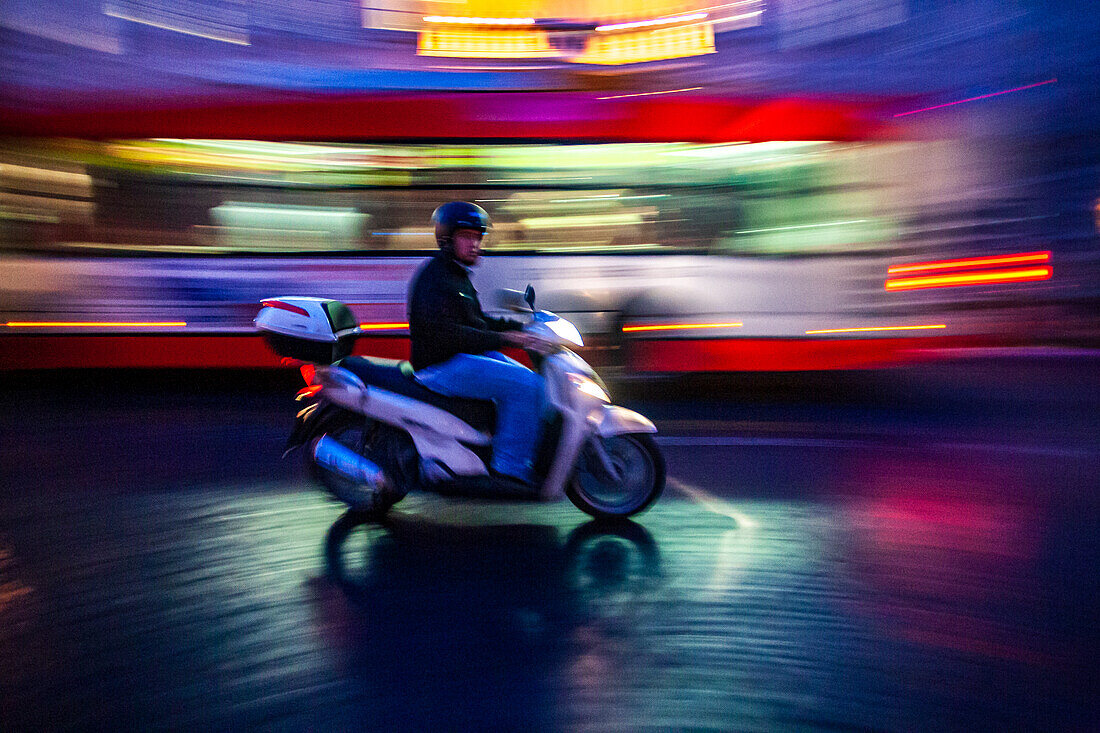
[{"left": 0, "top": 368, "right": 1096, "bottom": 730}]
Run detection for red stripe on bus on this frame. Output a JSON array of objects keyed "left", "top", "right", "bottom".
[
  {"left": 1, "top": 334, "right": 995, "bottom": 371},
  {"left": 0, "top": 334, "right": 410, "bottom": 370},
  {"left": 627, "top": 336, "right": 994, "bottom": 372}
]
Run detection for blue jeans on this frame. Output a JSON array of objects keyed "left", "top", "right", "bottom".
[{"left": 415, "top": 351, "right": 544, "bottom": 483}]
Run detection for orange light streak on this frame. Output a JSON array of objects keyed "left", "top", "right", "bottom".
[
  {"left": 597, "top": 87, "right": 703, "bottom": 100},
  {"left": 888, "top": 251, "right": 1050, "bottom": 275},
  {"left": 5, "top": 321, "right": 187, "bottom": 327},
  {"left": 805, "top": 324, "right": 946, "bottom": 335},
  {"left": 623, "top": 322, "right": 743, "bottom": 332},
  {"left": 358, "top": 322, "right": 409, "bottom": 330},
  {"left": 885, "top": 267, "right": 1052, "bottom": 291}
]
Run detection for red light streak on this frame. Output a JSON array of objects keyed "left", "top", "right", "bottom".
[
  {"left": 885, "top": 267, "right": 1052, "bottom": 291},
  {"left": 300, "top": 364, "right": 316, "bottom": 384},
  {"left": 893, "top": 78, "right": 1056, "bottom": 117},
  {"left": 888, "top": 251, "right": 1050, "bottom": 275}
]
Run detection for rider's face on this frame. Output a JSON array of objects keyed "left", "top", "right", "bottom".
[{"left": 452, "top": 228, "right": 483, "bottom": 266}]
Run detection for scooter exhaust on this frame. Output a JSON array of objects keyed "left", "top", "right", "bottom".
[{"left": 312, "top": 434, "right": 389, "bottom": 490}]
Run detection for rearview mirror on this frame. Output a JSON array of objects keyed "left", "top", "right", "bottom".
[
  {"left": 524, "top": 284, "right": 536, "bottom": 310},
  {"left": 496, "top": 288, "right": 532, "bottom": 312}
]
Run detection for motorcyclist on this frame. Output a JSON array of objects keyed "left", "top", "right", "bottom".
[{"left": 408, "top": 201, "right": 548, "bottom": 486}]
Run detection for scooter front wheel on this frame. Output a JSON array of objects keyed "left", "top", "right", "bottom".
[{"left": 567, "top": 433, "right": 665, "bottom": 519}]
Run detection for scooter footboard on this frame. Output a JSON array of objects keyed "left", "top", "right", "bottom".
[{"left": 594, "top": 405, "right": 657, "bottom": 437}]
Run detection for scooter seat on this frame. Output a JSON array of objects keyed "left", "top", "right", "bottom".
[{"left": 336, "top": 356, "right": 496, "bottom": 434}]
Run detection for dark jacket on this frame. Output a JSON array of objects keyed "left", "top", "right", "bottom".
[{"left": 407, "top": 252, "right": 522, "bottom": 370}]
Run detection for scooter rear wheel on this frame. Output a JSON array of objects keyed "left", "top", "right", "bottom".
[{"left": 566, "top": 433, "right": 665, "bottom": 519}]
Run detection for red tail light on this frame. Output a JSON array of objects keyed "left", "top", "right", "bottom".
[
  {"left": 296, "top": 384, "right": 323, "bottom": 399},
  {"left": 300, "top": 363, "right": 316, "bottom": 385},
  {"left": 261, "top": 299, "right": 310, "bottom": 316}
]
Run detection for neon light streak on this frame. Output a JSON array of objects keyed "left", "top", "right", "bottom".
[
  {"left": 5, "top": 321, "right": 187, "bottom": 327},
  {"left": 358, "top": 322, "right": 409, "bottom": 331},
  {"left": 598, "top": 87, "right": 703, "bottom": 100},
  {"left": 805, "top": 325, "right": 946, "bottom": 335},
  {"left": 623, "top": 322, "right": 743, "bottom": 332},
  {"left": 595, "top": 13, "right": 708, "bottom": 32},
  {"left": 893, "top": 79, "right": 1056, "bottom": 117},
  {"left": 885, "top": 267, "right": 1052, "bottom": 291},
  {"left": 888, "top": 251, "right": 1050, "bottom": 275}
]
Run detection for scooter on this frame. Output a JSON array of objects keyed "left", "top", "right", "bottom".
[{"left": 255, "top": 286, "right": 665, "bottom": 519}]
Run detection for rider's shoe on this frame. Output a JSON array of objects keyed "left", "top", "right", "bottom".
[
  {"left": 489, "top": 472, "right": 537, "bottom": 497},
  {"left": 434, "top": 471, "right": 538, "bottom": 499}
]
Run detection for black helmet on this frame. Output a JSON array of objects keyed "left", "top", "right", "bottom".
[{"left": 431, "top": 201, "right": 491, "bottom": 247}]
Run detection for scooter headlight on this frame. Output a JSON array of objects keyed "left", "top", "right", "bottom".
[
  {"left": 567, "top": 373, "right": 610, "bottom": 403},
  {"left": 546, "top": 318, "right": 583, "bottom": 347}
]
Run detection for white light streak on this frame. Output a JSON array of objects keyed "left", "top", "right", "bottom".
[
  {"left": 595, "top": 12, "right": 708, "bottom": 32},
  {"left": 103, "top": 9, "right": 249, "bottom": 45},
  {"left": 736, "top": 219, "right": 867, "bottom": 235},
  {"left": 151, "top": 139, "right": 377, "bottom": 157},
  {"left": 711, "top": 9, "right": 764, "bottom": 27}
]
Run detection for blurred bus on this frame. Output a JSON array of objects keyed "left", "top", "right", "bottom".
[{"left": 0, "top": 92, "right": 1059, "bottom": 371}]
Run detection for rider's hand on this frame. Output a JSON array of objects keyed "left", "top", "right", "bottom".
[
  {"left": 501, "top": 331, "right": 536, "bottom": 348},
  {"left": 502, "top": 331, "right": 554, "bottom": 354}
]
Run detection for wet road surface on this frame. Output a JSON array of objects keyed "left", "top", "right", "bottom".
[{"left": 1, "top": 359, "right": 1097, "bottom": 731}]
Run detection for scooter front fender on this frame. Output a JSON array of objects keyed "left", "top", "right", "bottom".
[{"left": 593, "top": 405, "right": 657, "bottom": 438}]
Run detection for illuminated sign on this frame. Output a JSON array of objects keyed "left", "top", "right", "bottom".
[
  {"left": 417, "top": 28, "right": 558, "bottom": 57},
  {"left": 574, "top": 22, "right": 715, "bottom": 64}
]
